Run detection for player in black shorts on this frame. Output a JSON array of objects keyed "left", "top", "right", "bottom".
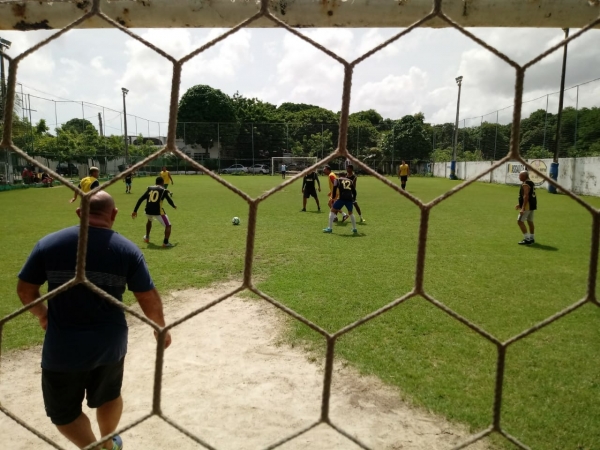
[
  {"left": 345, "top": 164, "right": 364, "bottom": 223},
  {"left": 301, "top": 170, "right": 321, "bottom": 212},
  {"left": 132, "top": 177, "right": 177, "bottom": 248},
  {"left": 124, "top": 167, "right": 133, "bottom": 194}
]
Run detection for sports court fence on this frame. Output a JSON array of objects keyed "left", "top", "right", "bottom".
[{"left": 1, "top": 0, "right": 600, "bottom": 449}]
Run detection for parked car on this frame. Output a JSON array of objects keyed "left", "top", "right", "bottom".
[
  {"left": 247, "top": 164, "right": 270, "bottom": 174},
  {"left": 55, "top": 163, "right": 79, "bottom": 176},
  {"left": 221, "top": 164, "right": 248, "bottom": 174}
]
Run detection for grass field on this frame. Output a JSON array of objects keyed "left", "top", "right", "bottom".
[{"left": 1, "top": 174, "right": 599, "bottom": 449}]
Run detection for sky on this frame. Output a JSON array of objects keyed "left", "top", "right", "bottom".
[{"left": 0, "top": 25, "right": 598, "bottom": 138}]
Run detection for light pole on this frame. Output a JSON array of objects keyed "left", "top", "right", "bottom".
[
  {"left": 0, "top": 37, "right": 12, "bottom": 123},
  {"left": 121, "top": 87, "right": 129, "bottom": 164},
  {"left": 450, "top": 75, "right": 463, "bottom": 180},
  {"left": 548, "top": 28, "right": 569, "bottom": 194}
]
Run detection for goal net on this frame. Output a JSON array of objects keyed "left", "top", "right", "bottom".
[{"left": 271, "top": 157, "right": 318, "bottom": 176}]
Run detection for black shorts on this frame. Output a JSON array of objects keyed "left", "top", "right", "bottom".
[
  {"left": 303, "top": 188, "right": 317, "bottom": 199},
  {"left": 400, "top": 175, "right": 408, "bottom": 182},
  {"left": 42, "top": 357, "right": 125, "bottom": 425}
]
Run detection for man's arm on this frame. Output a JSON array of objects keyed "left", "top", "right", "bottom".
[
  {"left": 332, "top": 179, "right": 339, "bottom": 199},
  {"left": 520, "top": 185, "right": 530, "bottom": 212},
  {"left": 133, "top": 288, "right": 172, "bottom": 348},
  {"left": 316, "top": 174, "right": 321, "bottom": 190},
  {"left": 169, "top": 172, "right": 174, "bottom": 184},
  {"left": 16, "top": 280, "right": 48, "bottom": 330},
  {"left": 69, "top": 183, "right": 81, "bottom": 203},
  {"left": 132, "top": 189, "right": 149, "bottom": 217},
  {"left": 164, "top": 192, "right": 177, "bottom": 209},
  {"left": 301, "top": 176, "right": 306, "bottom": 191}
]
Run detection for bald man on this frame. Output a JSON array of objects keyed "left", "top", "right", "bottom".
[{"left": 17, "top": 191, "right": 172, "bottom": 450}]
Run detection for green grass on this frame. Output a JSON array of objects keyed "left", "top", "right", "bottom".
[{"left": 2, "top": 175, "right": 599, "bottom": 449}]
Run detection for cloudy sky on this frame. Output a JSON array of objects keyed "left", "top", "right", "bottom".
[{"left": 1, "top": 25, "right": 598, "bottom": 137}]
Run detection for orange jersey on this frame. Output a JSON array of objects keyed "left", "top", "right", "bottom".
[{"left": 327, "top": 173, "right": 339, "bottom": 200}]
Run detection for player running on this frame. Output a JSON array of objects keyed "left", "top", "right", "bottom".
[
  {"left": 124, "top": 166, "right": 133, "bottom": 194},
  {"left": 132, "top": 177, "right": 177, "bottom": 248},
  {"left": 323, "top": 172, "right": 357, "bottom": 234},
  {"left": 301, "top": 169, "right": 321, "bottom": 212},
  {"left": 69, "top": 166, "right": 99, "bottom": 203},
  {"left": 323, "top": 165, "right": 348, "bottom": 223},
  {"left": 345, "top": 164, "right": 364, "bottom": 223}
]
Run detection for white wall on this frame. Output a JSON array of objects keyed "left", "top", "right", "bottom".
[{"left": 432, "top": 157, "right": 600, "bottom": 197}]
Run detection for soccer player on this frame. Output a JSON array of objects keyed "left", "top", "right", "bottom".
[
  {"left": 70, "top": 166, "right": 100, "bottom": 203},
  {"left": 301, "top": 169, "right": 321, "bottom": 212},
  {"left": 516, "top": 170, "right": 537, "bottom": 245},
  {"left": 281, "top": 163, "right": 287, "bottom": 179},
  {"left": 160, "top": 166, "right": 174, "bottom": 189},
  {"left": 124, "top": 166, "right": 133, "bottom": 194},
  {"left": 132, "top": 177, "right": 177, "bottom": 248},
  {"left": 323, "top": 173, "right": 357, "bottom": 234},
  {"left": 323, "top": 165, "right": 348, "bottom": 223},
  {"left": 398, "top": 160, "right": 409, "bottom": 190},
  {"left": 345, "top": 164, "right": 364, "bottom": 222}
]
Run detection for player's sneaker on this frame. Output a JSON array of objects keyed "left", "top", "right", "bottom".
[
  {"left": 342, "top": 214, "right": 349, "bottom": 223},
  {"left": 529, "top": 238, "right": 535, "bottom": 244},
  {"left": 162, "top": 242, "right": 174, "bottom": 248},
  {"left": 359, "top": 217, "right": 365, "bottom": 223},
  {"left": 112, "top": 435, "right": 123, "bottom": 450},
  {"left": 352, "top": 228, "right": 358, "bottom": 234},
  {"left": 143, "top": 235, "right": 149, "bottom": 243},
  {"left": 333, "top": 217, "right": 338, "bottom": 222},
  {"left": 323, "top": 227, "right": 333, "bottom": 233},
  {"left": 300, "top": 209, "right": 306, "bottom": 212},
  {"left": 518, "top": 239, "right": 533, "bottom": 245}
]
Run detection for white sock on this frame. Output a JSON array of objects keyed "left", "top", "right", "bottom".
[
  {"left": 329, "top": 212, "right": 336, "bottom": 228},
  {"left": 350, "top": 214, "right": 356, "bottom": 228},
  {"left": 530, "top": 234, "right": 534, "bottom": 240},
  {"left": 523, "top": 233, "right": 528, "bottom": 239}
]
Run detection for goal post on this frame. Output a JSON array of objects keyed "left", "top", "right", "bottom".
[{"left": 271, "top": 157, "right": 318, "bottom": 176}]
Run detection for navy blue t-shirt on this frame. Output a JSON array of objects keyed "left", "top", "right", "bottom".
[{"left": 18, "top": 226, "right": 154, "bottom": 372}]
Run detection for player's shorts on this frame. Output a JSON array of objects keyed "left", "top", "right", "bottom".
[
  {"left": 332, "top": 199, "right": 354, "bottom": 212},
  {"left": 42, "top": 357, "right": 125, "bottom": 425},
  {"left": 163, "top": 184, "right": 169, "bottom": 189},
  {"left": 518, "top": 210, "right": 535, "bottom": 222},
  {"left": 125, "top": 181, "right": 131, "bottom": 186},
  {"left": 303, "top": 188, "right": 317, "bottom": 199},
  {"left": 146, "top": 214, "right": 171, "bottom": 227},
  {"left": 400, "top": 175, "right": 408, "bottom": 182}
]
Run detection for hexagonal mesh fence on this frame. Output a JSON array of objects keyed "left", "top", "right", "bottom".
[{"left": 1, "top": 0, "right": 600, "bottom": 449}]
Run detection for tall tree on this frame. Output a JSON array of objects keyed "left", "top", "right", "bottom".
[{"left": 177, "top": 85, "right": 239, "bottom": 153}]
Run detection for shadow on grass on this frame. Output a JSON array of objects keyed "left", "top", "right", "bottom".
[
  {"left": 146, "top": 243, "right": 179, "bottom": 250},
  {"left": 529, "top": 243, "right": 558, "bottom": 251}
]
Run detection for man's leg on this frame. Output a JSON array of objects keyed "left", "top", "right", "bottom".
[
  {"left": 164, "top": 224, "right": 172, "bottom": 243},
  {"left": 528, "top": 220, "right": 535, "bottom": 242},
  {"left": 145, "top": 220, "right": 152, "bottom": 241},
  {"left": 56, "top": 413, "right": 103, "bottom": 450},
  {"left": 314, "top": 193, "right": 321, "bottom": 210},
  {"left": 96, "top": 396, "right": 123, "bottom": 450},
  {"left": 302, "top": 195, "right": 307, "bottom": 211},
  {"left": 517, "top": 219, "right": 530, "bottom": 245}
]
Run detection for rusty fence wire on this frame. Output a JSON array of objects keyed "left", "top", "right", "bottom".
[{"left": 1, "top": 0, "right": 600, "bottom": 449}]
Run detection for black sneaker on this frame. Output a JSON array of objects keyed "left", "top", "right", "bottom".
[
  {"left": 333, "top": 217, "right": 338, "bottom": 222},
  {"left": 300, "top": 209, "right": 306, "bottom": 212},
  {"left": 518, "top": 239, "right": 533, "bottom": 245}
]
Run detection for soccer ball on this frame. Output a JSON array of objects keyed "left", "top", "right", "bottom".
[{"left": 232, "top": 217, "right": 240, "bottom": 225}]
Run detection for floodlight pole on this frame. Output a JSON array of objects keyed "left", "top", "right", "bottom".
[
  {"left": 450, "top": 75, "right": 463, "bottom": 180},
  {"left": 548, "top": 28, "right": 569, "bottom": 194},
  {"left": 0, "top": 37, "right": 11, "bottom": 123},
  {"left": 122, "top": 87, "right": 129, "bottom": 164}
]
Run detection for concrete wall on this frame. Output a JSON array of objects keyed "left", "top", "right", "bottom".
[{"left": 432, "top": 157, "right": 600, "bottom": 197}]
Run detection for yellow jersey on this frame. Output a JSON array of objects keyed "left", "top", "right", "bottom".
[
  {"left": 399, "top": 164, "right": 409, "bottom": 177},
  {"left": 327, "top": 173, "right": 339, "bottom": 200},
  {"left": 160, "top": 170, "right": 171, "bottom": 185},
  {"left": 79, "top": 176, "right": 99, "bottom": 192}
]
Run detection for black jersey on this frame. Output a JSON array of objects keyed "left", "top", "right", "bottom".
[
  {"left": 302, "top": 172, "right": 319, "bottom": 191},
  {"left": 134, "top": 185, "right": 175, "bottom": 216},
  {"left": 518, "top": 180, "right": 537, "bottom": 211},
  {"left": 125, "top": 174, "right": 132, "bottom": 183},
  {"left": 334, "top": 176, "right": 356, "bottom": 201}
]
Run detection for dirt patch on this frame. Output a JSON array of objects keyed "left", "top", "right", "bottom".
[{"left": 0, "top": 282, "right": 491, "bottom": 449}]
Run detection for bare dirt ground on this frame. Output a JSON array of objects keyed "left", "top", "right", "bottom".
[{"left": 0, "top": 282, "right": 491, "bottom": 449}]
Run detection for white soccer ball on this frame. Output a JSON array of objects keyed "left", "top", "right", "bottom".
[{"left": 232, "top": 217, "right": 240, "bottom": 225}]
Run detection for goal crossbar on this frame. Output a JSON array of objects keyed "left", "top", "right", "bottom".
[{"left": 0, "top": 0, "right": 597, "bottom": 30}]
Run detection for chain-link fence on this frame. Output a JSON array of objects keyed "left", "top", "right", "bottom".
[{"left": 1, "top": 0, "right": 600, "bottom": 449}]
